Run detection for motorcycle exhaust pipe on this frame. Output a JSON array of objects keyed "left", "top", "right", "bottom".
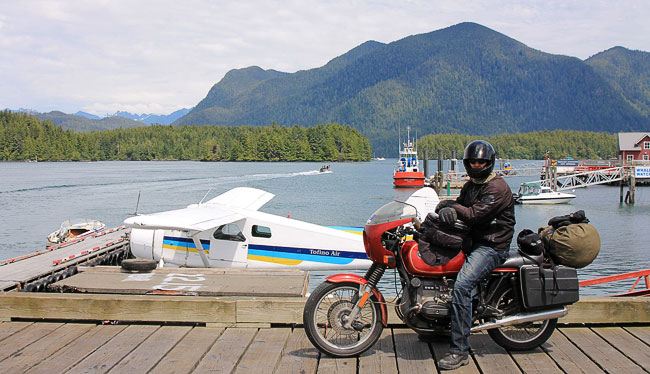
[{"left": 471, "top": 306, "right": 568, "bottom": 332}]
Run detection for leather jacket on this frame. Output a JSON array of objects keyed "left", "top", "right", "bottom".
[{"left": 452, "top": 174, "right": 515, "bottom": 251}]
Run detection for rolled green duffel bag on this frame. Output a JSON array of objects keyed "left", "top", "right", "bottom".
[{"left": 539, "top": 223, "right": 600, "bottom": 268}]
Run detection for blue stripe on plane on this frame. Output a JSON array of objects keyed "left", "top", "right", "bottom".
[
  {"left": 163, "top": 236, "right": 210, "bottom": 250},
  {"left": 248, "top": 244, "right": 368, "bottom": 265},
  {"left": 327, "top": 226, "right": 364, "bottom": 232}
]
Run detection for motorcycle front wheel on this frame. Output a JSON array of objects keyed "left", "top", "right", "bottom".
[
  {"left": 487, "top": 286, "right": 557, "bottom": 351},
  {"left": 303, "top": 281, "right": 383, "bottom": 357}
]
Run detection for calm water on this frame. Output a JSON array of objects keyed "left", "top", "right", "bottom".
[{"left": 1, "top": 160, "right": 648, "bottom": 296}]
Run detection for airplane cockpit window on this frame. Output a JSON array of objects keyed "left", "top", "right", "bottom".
[
  {"left": 252, "top": 225, "right": 272, "bottom": 238},
  {"left": 213, "top": 223, "right": 245, "bottom": 242}
]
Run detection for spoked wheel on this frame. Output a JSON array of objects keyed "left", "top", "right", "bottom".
[
  {"left": 487, "top": 286, "right": 557, "bottom": 351},
  {"left": 303, "top": 281, "right": 383, "bottom": 357}
]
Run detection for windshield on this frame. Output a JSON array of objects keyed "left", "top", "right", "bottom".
[{"left": 366, "top": 201, "right": 418, "bottom": 226}]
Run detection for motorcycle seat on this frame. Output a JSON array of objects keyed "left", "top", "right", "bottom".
[{"left": 497, "top": 250, "right": 543, "bottom": 269}]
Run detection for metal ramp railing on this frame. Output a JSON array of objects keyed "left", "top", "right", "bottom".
[{"left": 527, "top": 167, "right": 626, "bottom": 191}]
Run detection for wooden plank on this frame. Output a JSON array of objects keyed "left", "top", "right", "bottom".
[
  {"left": 318, "top": 356, "right": 356, "bottom": 374},
  {"left": 0, "top": 321, "right": 32, "bottom": 342},
  {"left": 0, "top": 323, "right": 93, "bottom": 373},
  {"left": 392, "top": 328, "right": 435, "bottom": 374},
  {"left": 236, "top": 297, "right": 305, "bottom": 324},
  {"left": 430, "top": 337, "right": 481, "bottom": 374},
  {"left": 233, "top": 328, "right": 291, "bottom": 374},
  {"left": 66, "top": 324, "right": 158, "bottom": 374},
  {"left": 563, "top": 297, "right": 650, "bottom": 324},
  {"left": 106, "top": 325, "right": 190, "bottom": 373},
  {"left": 624, "top": 326, "right": 650, "bottom": 346},
  {"left": 0, "top": 293, "right": 237, "bottom": 324},
  {"left": 510, "top": 348, "right": 562, "bottom": 373},
  {"left": 193, "top": 327, "right": 257, "bottom": 374},
  {"left": 468, "top": 333, "right": 520, "bottom": 373},
  {"left": 275, "top": 328, "right": 319, "bottom": 374},
  {"left": 0, "top": 322, "right": 62, "bottom": 362},
  {"left": 148, "top": 327, "right": 223, "bottom": 374},
  {"left": 541, "top": 329, "right": 604, "bottom": 373},
  {"left": 51, "top": 268, "right": 307, "bottom": 297},
  {"left": 359, "top": 328, "right": 399, "bottom": 374},
  {"left": 560, "top": 327, "right": 645, "bottom": 373},
  {"left": 0, "top": 281, "right": 17, "bottom": 292},
  {"left": 592, "top": 327, "right": 650, "bottom": 370},
  {"left": 25, "top": 325, "right": 127, "bottom": 374}
]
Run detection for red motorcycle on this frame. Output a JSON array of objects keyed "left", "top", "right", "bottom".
[{"left": 303, "top": 200, "right": 578, "bottom": 357}]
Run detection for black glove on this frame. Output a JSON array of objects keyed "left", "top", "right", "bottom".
[
  {"left": 438, "top": 207, "right": 457, "bottom": 225},
  {"left": 435, "top": 199, "right": 456, "bottom": 212}
]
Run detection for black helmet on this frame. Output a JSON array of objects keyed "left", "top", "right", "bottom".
[
  {"left": 463, "top": 140, "right": 495, "bottom": 179},
  {"left": 517, "top": 229, "right": 544, "bottom": 256}
]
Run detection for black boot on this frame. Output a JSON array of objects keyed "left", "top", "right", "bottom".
[{"left": 438, "top": 353, "right": 469, "bottom": 370}]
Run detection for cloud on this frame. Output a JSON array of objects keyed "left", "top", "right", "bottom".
[{"left": 0, "top": 0, "right": 648, "bottom": 116}]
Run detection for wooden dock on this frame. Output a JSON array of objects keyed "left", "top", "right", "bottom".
[
  {"left": 0, "top": 228, "right": 129, "bottom": 292},
  {"left": 0, "top": 322, "right": 648, "bottom": 373},
  {"left": 1, "top": 230, "right": 649, "bottom": 372}
]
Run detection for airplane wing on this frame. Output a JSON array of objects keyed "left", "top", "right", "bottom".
[
  {"left": 124, "top": 205, "right": 244, "bottom": 232},
  {"left": 123, "top": 187, "right": 274, "bottom": 232},
  {"left": 203, "top": 187, "right": 275, "bottom": 211}
]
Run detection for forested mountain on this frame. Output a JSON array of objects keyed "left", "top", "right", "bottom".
[
  {"left": 175, "top": 22, "right": 649, "bottom": 156},
  {"left": 33, "top": 111, "right": 143, "bottom": 132},
  {"left": 0, "top": 111, "right": 371, "bottom": 162},
  {"left": 586, "top": 47, "right": 650, "bottom": 118}
]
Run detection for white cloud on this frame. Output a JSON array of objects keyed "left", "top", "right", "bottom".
[{"left": 0, "top": 0, "right": 648, "bottom": 116}]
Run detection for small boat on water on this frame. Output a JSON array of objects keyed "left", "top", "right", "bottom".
[
  {"left": 319, "top": 164, "right": 331, "bottom": 173},
  {"left": 47, "top": 218, "right": 106, "bottom": 244},
  {"left": 515, "top": 183, "right": 576, "bottom": 204},
  {"left": 393, "top": 127, "right": 425, "bottom": 188}
]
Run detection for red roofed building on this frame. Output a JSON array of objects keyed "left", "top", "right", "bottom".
[{"left": 618, "top": 132, "right": 650, "bottom": 163}]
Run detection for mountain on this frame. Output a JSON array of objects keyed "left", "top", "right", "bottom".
[
  {"left": 19, "top": 108, "right": 192, "bottom": 132},
  {"left": 112, "top": 108, "right": 191, "bottom": 125},
  {"left": 174, "top": 22, "right": 650, "bottom": 155},
  {"left": 74, "top": 111, "right": 101, "bottom": 120},
  {"left": 33, "top": 111, "right": 144, "bottom": 132},
  {"left": 586, "top": 47, "right": 650, "bottom": 118}
]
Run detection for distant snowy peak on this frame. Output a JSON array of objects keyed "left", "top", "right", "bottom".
[{"left": 111, "top": 108, "right": 191, "bottom": 125}]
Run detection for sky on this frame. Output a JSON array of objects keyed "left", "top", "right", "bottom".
[{"left": 1, "top": 0, "right": 649, "bottom": 116}]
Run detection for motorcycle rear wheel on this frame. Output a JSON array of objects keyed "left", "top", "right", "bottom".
[
  {"left": 303, "top": 281, "right": 383, "bottom": 357},
  {"left": 487, "top": 286, "right": 557, "bottom": 351}
]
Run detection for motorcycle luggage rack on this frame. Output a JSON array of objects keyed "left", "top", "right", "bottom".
[{"left": 579, "top": 269, "right": 650, "bottom": 297}]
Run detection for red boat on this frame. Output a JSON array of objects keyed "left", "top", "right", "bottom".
[{"left": 393, "top": 127, "right": 425, "bottom": 188}]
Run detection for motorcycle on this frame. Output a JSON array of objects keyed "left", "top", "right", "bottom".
[{"left": 303, "top": 199, "right": 579, "bottom": 357}]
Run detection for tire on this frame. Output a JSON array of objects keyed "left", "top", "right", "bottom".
[
  {"left": 121, "top": 258, "right": 157, "bottom": 272},
  {"left": 487, "top": 286, "right": 557, "bottom": 351},
  {"left": 303, "top": 281, "right": 383, "bottom": 357}
]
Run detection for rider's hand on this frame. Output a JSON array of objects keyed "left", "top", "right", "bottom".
[
  {"left": 438, "top": 207, "right": 457, "bottom": 225},
  {"left": 435, "top": 199, "right": 456, "bottom": 212}
]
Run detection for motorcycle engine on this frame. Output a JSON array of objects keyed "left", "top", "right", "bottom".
[{"left": 399, "top": 278, "right": 454, "bottom": 323}]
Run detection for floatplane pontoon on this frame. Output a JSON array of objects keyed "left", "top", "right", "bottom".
[{"left": 124, "top": 187, "right": 439, "bottom": 270}]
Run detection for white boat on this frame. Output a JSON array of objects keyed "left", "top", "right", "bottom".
[
  {"left": 47, "top": 218, "right": 106, "bottom": 244},
  {"left": 124, "top": 186, "right": 440, "bottom": 270},
  {"left": 515, "top": 183, "right": 576, "bottom": 204}
]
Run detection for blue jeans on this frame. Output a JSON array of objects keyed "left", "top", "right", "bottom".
[{"left": 449, "top": 246, "right": 509, "bottom": 355}]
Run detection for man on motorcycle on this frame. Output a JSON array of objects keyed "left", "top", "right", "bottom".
[{"left": 436, "top": 140, "right": 516, "bottom": 370}]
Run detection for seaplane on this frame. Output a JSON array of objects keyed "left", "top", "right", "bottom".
[{"left": 123, "top": 186, "right": 440, "bottom": 269}]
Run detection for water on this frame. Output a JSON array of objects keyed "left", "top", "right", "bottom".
[{"left": 1, "top": 160, "right": 648, "bottom": 296}]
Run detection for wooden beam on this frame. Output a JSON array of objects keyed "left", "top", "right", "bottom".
[
  {"left": 0, "top": 293, "right": 237, "bottom": 324},
  {"left": 0, "top": 293, "right": 647, "bottom": 325}
]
